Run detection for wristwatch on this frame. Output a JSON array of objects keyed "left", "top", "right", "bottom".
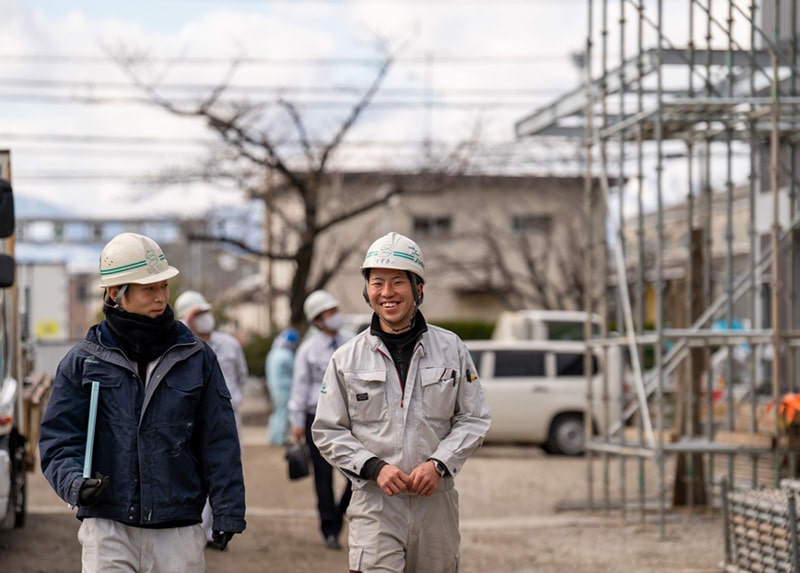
[{"left": 431, "top": 459, "right": 447, "bottom": 478}]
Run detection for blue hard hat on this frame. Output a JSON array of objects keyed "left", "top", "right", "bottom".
[{"left": 282, "top": 328, "right": 299, "bottom": 344}]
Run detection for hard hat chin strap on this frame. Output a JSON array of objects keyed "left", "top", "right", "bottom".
[
  {"left": 409, "top": 273, "right": 424, "bottom": 306},
  {"left": 379, "top": 304, "right": 418, "bottom": 334},
  {"left": 103, "top": 284, "right": 128, "bottom": 309}
]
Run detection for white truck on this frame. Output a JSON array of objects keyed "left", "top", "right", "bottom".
[{"left": 0, "top": 150, "right": 44, "bottom": 530}]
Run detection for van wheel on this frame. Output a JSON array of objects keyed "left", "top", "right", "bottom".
[{"left": 545, "top": 414, "right": 585, "bottom": 456}]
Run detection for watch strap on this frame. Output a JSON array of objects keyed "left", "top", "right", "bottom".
[{"left": 430, "top": 459, "right": 447, "bottom": 478}]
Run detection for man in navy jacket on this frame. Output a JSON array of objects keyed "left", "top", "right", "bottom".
[{"left": 40, "top": 232, "right": 246, "bottom": 572}]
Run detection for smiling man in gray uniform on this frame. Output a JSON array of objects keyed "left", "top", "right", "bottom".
[{"left": 312, "top": 231, "right": 491, "bottom": 572}]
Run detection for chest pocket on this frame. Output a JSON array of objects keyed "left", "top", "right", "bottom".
[
  {"left": 162, "top": 373, "right": 205, "bottom": 423},
  {"left": 345, "top": 369, "right": 388, "bottom": 424},
  {"left": 420, "top": 367, "right": 459, "bottom": 421},
  {"left": 165, "top": 375, "right": 204, "bottom": 393},
  {"left": 81, "top": 361, "right": 131, "bottom": 425}
]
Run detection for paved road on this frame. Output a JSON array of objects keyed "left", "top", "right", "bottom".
[{"left": 0, "top": 385, "right": 724, "bottom": 572}]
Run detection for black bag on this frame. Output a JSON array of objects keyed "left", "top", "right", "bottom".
[{"left": 285, "top": 442, "right": 311, "bottom": 480}]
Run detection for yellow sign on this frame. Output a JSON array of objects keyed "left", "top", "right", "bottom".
[{"left": 35, "top": 320, "right": 61, "bottom": 339}]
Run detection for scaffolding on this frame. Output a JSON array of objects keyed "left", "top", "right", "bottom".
[{"left": 516, "top": 0, "right": 800, "bottom": 546}]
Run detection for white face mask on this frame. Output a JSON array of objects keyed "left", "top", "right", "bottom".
[
  {"left": 322, "top": 311, "right": 344, "bottom": 332},
  {"left": 193, "top": 312, "right": 215, "bottom": 334}
]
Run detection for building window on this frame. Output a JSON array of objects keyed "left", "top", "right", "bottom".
[
  {"left": 413, "top": 215, "right": 452, "bottom": 237},
  {"left": 76, "top": 278, "right": 90, "bottom": 302},
  {"left": 512, "top": 214, "right": 551, "bottom": 234}
]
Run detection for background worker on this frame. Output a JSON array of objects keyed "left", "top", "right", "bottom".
[
  {"left": 175, "top": 290, "right": 249, "bottom": 432},
  {"left": 39, "top": 232, "right": 245, "bottom": 572},
  {"left": 289, "top": 290, "right": 353, "bottom": 550},
  {"left": 265, "top": 327, "right": 300, "bottom": 446},
  {"left": 175, "top": 289, "right": 249, "bottom": 548},
  {"left": 312, "top": 232, "right": 491, "bottom": 572}
]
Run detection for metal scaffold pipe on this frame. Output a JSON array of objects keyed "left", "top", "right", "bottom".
[{"left": 569, "top": 0, "right": 800, "bottom": 545}]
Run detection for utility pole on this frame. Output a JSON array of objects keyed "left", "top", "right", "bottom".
[{"left": 264, "top": 169, "right": 276, "bottom": 333}]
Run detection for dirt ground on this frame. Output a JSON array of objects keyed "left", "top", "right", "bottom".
[{"left": 0, "top": 383, "right": 725, "bottom": 572}]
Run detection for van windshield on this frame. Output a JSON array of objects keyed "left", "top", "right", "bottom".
[{"left": 546, "top": 321, "right": 600, "bottom": 341}]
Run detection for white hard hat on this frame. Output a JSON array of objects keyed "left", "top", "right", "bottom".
[
  {"left": 174, "top": 290, "right": 212, "bottom": 320},
  {"left": 99, "top": 232, "right": 179, "bottom": 288},
  {"left": 361, "top": 232, "right": 425, "bottom": 281},
  {"left": 303, "top": 290, "right": 339, "bottom": 322}
]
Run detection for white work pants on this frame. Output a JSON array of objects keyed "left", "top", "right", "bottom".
[
  {"left": 347, "top": 479, "right": 460, "bottom": 573},
  {"left": 78, "top": 518, "right": 206, "bottom": 573}
]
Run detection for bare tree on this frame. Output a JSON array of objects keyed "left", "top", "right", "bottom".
[
  {"left": 436, "top": 218, "right": 596, "bottom": 312},
  {"left": 112, "top": 47, "right": 419, "bottom": 328}
]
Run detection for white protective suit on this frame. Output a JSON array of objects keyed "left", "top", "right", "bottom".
[{"left": 312, "top": 323, "right": 491, "bottom": 572}]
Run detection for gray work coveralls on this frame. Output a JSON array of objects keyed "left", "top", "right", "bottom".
[{"left": 312, "top": 324, "right": 491, "bottom": 572}]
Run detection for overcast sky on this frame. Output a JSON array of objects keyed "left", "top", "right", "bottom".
[{"left": 1, "top": 0, "right": 752, "bottom": 219}]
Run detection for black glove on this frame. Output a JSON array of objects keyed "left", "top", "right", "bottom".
[
  {"left": 209, "top": 530, "right": 235, "bottom": 551},
  {"left": 78, "top": 474, "right": 110, "bottom": 505}
]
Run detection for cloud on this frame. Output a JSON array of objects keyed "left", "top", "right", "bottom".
[{"left": 1, "top": 1, "right": 756, "bottom": 219}]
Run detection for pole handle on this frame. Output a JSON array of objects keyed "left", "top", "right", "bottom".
[{"left": 83, "top": 380, "right": 100, "bottom": 479}]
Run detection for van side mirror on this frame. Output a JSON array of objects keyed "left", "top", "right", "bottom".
[{"left": 0, "top": 179, "right": 14, "bottom": 239}]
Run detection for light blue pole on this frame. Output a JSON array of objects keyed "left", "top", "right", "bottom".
[{"left": 83, "top": 380, "right": 100, "bottom": 478}]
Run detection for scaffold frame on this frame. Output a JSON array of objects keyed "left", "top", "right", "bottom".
[{"left": 517, "top": 0, "right": 800, "bottom": 547}]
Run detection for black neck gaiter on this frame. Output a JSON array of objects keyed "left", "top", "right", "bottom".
[
  {"left": 103, "top": 303, "right": 179, "bottom": 363},
  {"left": 373, "top": 311, "right": 428, "bottom": 389}
]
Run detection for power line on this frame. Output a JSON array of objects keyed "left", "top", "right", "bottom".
[
  {"left": 0, "top": 77, "right": 560, "bottom": 97},
  {"left": 0, "top": 132, "right": 212, "bottom": 146},
  {"left": 16, "top": 173, "right": 176, "bottom": 181},
  {"left": 125, "top": 0, "right": 589, "bottom": 5},
  {"left": 6, "top": 146, "right": 202, "bottom": 158},
  {"left": 2, "top": 132, "right": 560, "bottom": 149},
  {"left": 10, "top": 142, "right": 589, "bottom": 182},
  {"left": 0, "top": 53, "right": 568, "bottom": 66},
  {"left": 14, "top": 161, "right": 580, "bottom": 182},
  {"left": 0, "top": 92, "right": 545, "bottom": 109}
]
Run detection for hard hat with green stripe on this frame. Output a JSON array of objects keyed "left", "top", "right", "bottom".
[
  {"left": 99, "top": 232, "right": 180, "bottom": 287},
  {"left": 360, "top": 232, "right": 425, "bottom": 282}
]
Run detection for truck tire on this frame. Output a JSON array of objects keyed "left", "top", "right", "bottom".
[
  {"left": 12, "top": 435, "right": 26, "bottom": 528},
  {"left": 0, "top": 439, "right": 15, "bottom": 530},
  {"left": 545, "top": 413, "right": 585, "bottom": 456}
]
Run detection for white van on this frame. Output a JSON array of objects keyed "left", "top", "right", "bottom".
[
  {"left": 492, "top": 310, "right": 602, "bottom": 342},
  {"left": 466, "top": 339, "right": 629, "bottom": 455}
]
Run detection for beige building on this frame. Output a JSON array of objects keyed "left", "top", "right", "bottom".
[
  {"left": 618, "top": 183, "right": 790, "bottom": 329},
  {"left": 228, "top": 171, "right": 604, "bottom": 335},
  {"left": 17, "top": 174, "right": 605, "bottom": 347}
]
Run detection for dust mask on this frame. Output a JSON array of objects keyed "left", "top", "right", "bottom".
[
  {"left": 323, "top": 311, "right": 344, "bottom": 332},
  {"left": 193, "top": 312, "right": 215, "bottom": 334}
]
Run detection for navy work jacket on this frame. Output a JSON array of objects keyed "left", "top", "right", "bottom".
[{"left": 39, "top": 320, "right": 246, "bottom": 533}]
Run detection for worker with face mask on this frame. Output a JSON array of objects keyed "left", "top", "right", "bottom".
[
  {"left": 289, "top": 289, "right": 354, "bottom": 550},
  {"left": 174, "top": 289, "right": 249, "bottom": 549},
  {"left": 39, "top": 232, "right": 246, "bottom": 571},
  {"left": 174, "top": 290, "right": 248, "bottom": 433}
]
